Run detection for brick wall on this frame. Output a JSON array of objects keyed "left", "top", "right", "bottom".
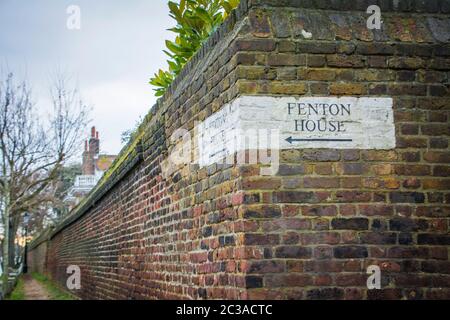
[
  {"left": 28, "top": 0, "right": 450, "bottom": 300},
  {"left": 28, "top": 237, "right": 47, "bottom": 275}
]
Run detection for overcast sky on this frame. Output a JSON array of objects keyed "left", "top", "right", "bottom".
[{"left": 0, "top": 0, "right": 173, "bottom": 156}]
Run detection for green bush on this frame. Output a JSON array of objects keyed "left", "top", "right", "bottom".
[
  {"left": 150, "top": 0, "right": 240, "bottom": 97},
  {"left": 6, "top": 277, "right": 25, "bottom": 300}
]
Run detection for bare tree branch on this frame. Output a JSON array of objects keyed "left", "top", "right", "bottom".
[{"left": 0, "top": 70, "right": 90, "bottom": 276}]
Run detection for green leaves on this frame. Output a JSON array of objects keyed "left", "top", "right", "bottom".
[
  {"left": 149, "top": 0, "right": 240, "bottom": 97},
  {"left": 149, "top": 69, "right": 174, "bottom": 96}
]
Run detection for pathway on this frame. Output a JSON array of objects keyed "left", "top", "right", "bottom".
[{"left": 23, "top": 274, "right": 51, "bottom": 300}]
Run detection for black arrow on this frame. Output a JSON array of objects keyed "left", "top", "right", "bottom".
[{"left": 286, "top": 136, "right": 353, "bottom": 144}]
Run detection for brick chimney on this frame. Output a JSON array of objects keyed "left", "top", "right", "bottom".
[
  {"left": 82, "top": 126, "right": 100, "bottom": 175},
  {"left": 89, "top": 126, "right": 100, "bottom": 155}
]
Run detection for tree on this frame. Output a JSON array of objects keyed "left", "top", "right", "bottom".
[
  {"left": 149, "top": 0, "right": 240, "bottom": 96},
  {"left": 50, "top": 163, "right": 82, "bottom": 221},
  {"left": 120, "top": 116, "right": 144, "bottom": 145},
  {"left": 0, "top": 71, "right": 89, "bottom": 292}
]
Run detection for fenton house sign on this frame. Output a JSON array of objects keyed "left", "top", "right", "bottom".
[{"left": 198, "top": 96, "right": 395, "bottom": 167}]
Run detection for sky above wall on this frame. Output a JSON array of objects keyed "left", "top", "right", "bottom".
[{"left": 0, "top": 0, "right": 173, "bottom": 157}]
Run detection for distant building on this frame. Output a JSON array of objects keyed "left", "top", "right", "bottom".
[{"left": 65, "top": 127, "right": 116, "bottom": 209}]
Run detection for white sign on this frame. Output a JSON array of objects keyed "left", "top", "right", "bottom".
[
  {"left": 197, "top": 101, "right": 239, "bottom": 167},
  {"left": 197, "top": 96, "right": 395, "bottom": 167}
]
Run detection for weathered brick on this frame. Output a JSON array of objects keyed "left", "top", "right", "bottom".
[
  {"left": 327, "top": 55, "right": 365, "bottom": 68},
  {"left": 244, "top": 233, "right": 280, "bottom": 245},
  {"left": 355, "top": 69, "right": 395, "bottom": 81},
  {"left": 388, "top": 247, "right": 429, "bottom": 259},
  {"left": 234, "top": 39, "right": 276, "bottom": 52},
  {"left": 331, "top": 218, "right": 369, "bottom": 230},
  {"left": 433, "top": 165, "right": 450, "bottom": 177},
  {"left": 270, "top": 10, "right": 291, "bottom": 38},
  {"left": 390, "top": 192, "right": 425, "bottom": 203},
  {"left": 334, "top": 246, "right": 368, "bottom": 258},
  {"left": 388, "top": 84, "right": 427, "bottom": 96},
  {"left": 401, "top": 123, "right": 419, "bottom": 135},
  {"left": 245, "top": 276, "right": 263, "bottom": 288},
  {"left": 340, "top": 177, "right": 362, "bottom": 188},
  {"left": 418, "top": 234, "right": 450, "bottom": 245},
  {"left": 396, "top": 136, "right": 428, "bottom": 148},
  {"left": 422, "top": 261, "right": 450, "bottom": 274},
  {"left": 335, "top": 191, "right": 372, "bottom": 202},
  {"left": 262, "top": 218, "right": 311, "bottom": 231},
  {"left": 388, "top": 57, "right": 426, "bottom": 69},
  {"left": 359, "top": 205, "right": 394, "bottom": 216},
  {"left": 276, "top": 67, "right": 297, "bottom": 80},
  {"left": 363, "top": 150, "right": 398, "bottom": 161},
  {"left": 335, "top": 274, "right": 367, "bottom": 287},
  {"left": 336, "top": 163, "right": 368, "bottom": 175},
  {"left": 243, "top": 260, "right": 285, "bottom": 274},
  {"left": 422, "top": 124, "right": 450, "bottom": 136},
  {"left": 424, "top": 151, "right": 450, "bottom": 163},
  {"left": 282, "top": 177, "right": 301, "bottom": 189},
  {"left": 313, "top": 246, "right": 333, "bottom": 260},
  {"left": 429, "top": 111, "right": 448, "bottom": 123},
  {"left": 234, "top": 52, "right": 266, "bottom": 65},
  {"left": 273, "top": 191, "right": 317, "bottom": 203},
  {"left": 417, "top": 70, "right": 447, "bottom": 83},
  {"left": 219, "top": 235, "right": 236, "bottom": 246},
  {"left": 330, "top": 83, "right": 366, "bottom": 95},
  {"left": 367, "top": 289, "right": 402, "bottom": 300},
  {"left": 307, "top": 55, "right": 326, "bottom": 67},
  {"left": 301, "top": 232, "right": 340, "bottom": 245},
  {"left": 394, "top": 164, "right": 431, "bottom": 176},
  {"left": 249, "top": 8, "right": 271, "bottom": 38},
  {"left": 304, "top": 177, "right": 339, "bottom": 188},
  {"left": 314, "top": 163, "right": 333, "bottom": 175},
  {"left": 298, "top": 42, "right": 336, "bottom": 54},
  {"left": 422, "top": 179, "right": 450, "bottom": 190},
  {"left": 356, "top": 43, "right": 395, "bottom": 55},
  {"left": 303, "top": 68, "right": 336, "bottom": 81},
  {"left": 266, "top": 274, "right": 313, "bottom": 287},
  {"left": 397, "top": 70, "right": 416, "bottom": 81},
  {"left": 242, "top": 177, "right": 281, "bottom": 190},
  {"left": 302, "top": 150, "right": 340, "bottom": 161},
  {"left": 389, "top": 218, "right": 428, "bottom": 232},
  {"left": 278, "top": 164, "right": 306, "bottom": 175},
  {"left": 309, "top": 83, "right": 328, "bottom": 94},
  {"left": 266, "top": 81, "right": 308, "bottom": 94},
  {"left": 306, "top": 288, "right": 344, "bottom": 300},
  {"left": 301, "top": 205, "right": 337, "bottom": 216},
  {"left": 430, "top": 84, "right": 449, "bottom": 96},
  {"left": 368, "top": 56, "right": 387, "bottom": 68},
  {"left": 275, "top": 246, "right": 312, "bottom": 259},
  {"left": 268, "top": 53, "right": 306, "bottom": 66},
  {"left": 278, "top": 40, "right": 296, "bottom": 52},
  {"left": 430, "top": 138, "right": 448, "bottom": 149},
  {"left": 403, "top": 178, "right": 421, "bottom": 189},
  {"left": 368, "top": 84, "right": 387, "bottom": 94},
  {"left": 360, "top": 232, "right": 397, "bottom": 244},
  {"left": 242, "top": 205, "right": 281, "bottom": 219}
]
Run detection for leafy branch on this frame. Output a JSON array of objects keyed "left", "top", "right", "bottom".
[{"left": 149, "top": 0, "right": 240, "bottom": 97}]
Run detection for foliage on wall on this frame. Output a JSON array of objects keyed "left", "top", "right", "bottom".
[{"left": 149, "top": 0, "right": 240, "bottom": 97}]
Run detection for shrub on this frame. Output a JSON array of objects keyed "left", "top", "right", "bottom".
[{"left": 149, "top": 0, "right": 240, "bottom": 97}]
